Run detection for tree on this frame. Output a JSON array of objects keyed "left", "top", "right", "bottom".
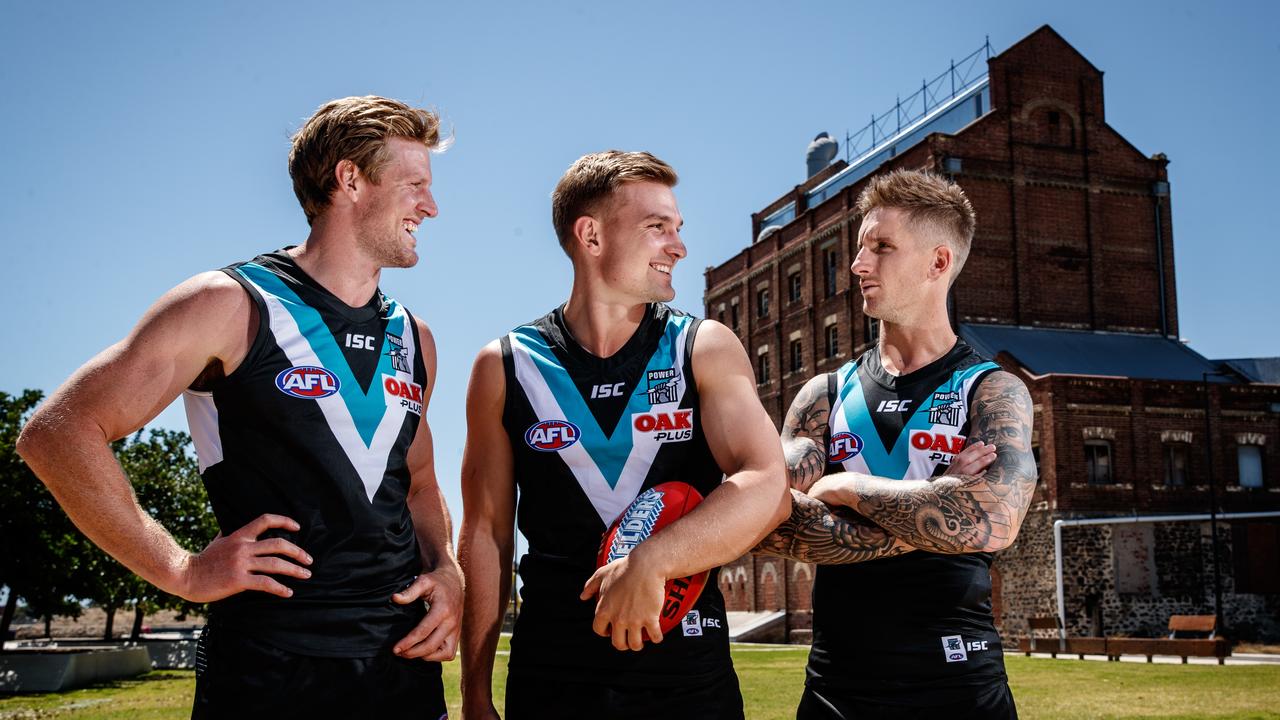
[
  {"left": 0, "top": 390, "right": 82, "bottom": 645},
  {"left": 117, "top": 428, "right": 216, "bottom": 639}
]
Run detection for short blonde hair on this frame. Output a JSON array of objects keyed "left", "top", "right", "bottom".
[
  {"left": 551, "top": 151, "right": 678, "bottom": 253},
  {"left": 289, "top": 96, "right": 444, "bottom": 224},
  {"left": 856, "top": 169, "right": 976, "bottom": 278}
]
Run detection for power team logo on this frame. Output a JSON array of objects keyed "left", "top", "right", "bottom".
[
  {"left": 941, "top": 634, "right": 968, "bottom": 663},
  {"left": 828, "top": 432, "right": 864, "bottom": 463},
  {"left": 632, "top": 409, "right": 694, "bottom": 444},
  {"left": 524, "top": 419, "right": 581, "bottom": 452},
  {"left": 682, "top": 610, "right": 703, "bottom": 637},
  {"left": 646, "top": 368, "right": 679, "bottom": 405},
  {"left": 383, "top": 374, "right": 423, "bottom": 416},
  {"left": 275, "top": 366, "right": 340, "bottom": 399},
  {"left": 928, "top": 390, "right": 963, "bottom": 426},
  {"left": 385, "top": 332, "right": 411, "bottom": 373}
]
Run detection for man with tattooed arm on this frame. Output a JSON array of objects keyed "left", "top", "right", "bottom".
[{"left": 756, "top": 170, "right": 1037, "bottom": 719}]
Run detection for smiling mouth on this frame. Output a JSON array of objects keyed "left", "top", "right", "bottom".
[
  {"left": 402, "top": 220, "right": 419, "bottom": 236},
  {"left": 650, "top": 263, "right": 672, "bottom": 276}
]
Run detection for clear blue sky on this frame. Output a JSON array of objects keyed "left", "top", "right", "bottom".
[{"left": 3, "top": 0, "right": 1277, "bottom": 536}]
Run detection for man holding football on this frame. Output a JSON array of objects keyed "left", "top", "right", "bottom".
[
  {"left": 458, "top": 150, "right": 789, "bottom": 718},
  {"left": 755, "top": 169, "right": 1037, "bottom": 719}
]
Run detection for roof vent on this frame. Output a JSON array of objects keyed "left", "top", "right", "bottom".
[{"left": 806, "top": 132, "right": 838, "bottom": 178}]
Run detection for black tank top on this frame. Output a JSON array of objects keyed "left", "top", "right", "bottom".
[
  {"left": 183, "top": 250, "right": 428, "bottom": 656},
  {"left": 808, "top": 340, "right": 1007, "bottom": 701},
  {"left": 500, "top": 303, "right": 732, "bottom": 686}
]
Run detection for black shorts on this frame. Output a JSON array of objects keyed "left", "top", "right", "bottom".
[
  {"left": 505, "top": 669, "right": 744, "bottom": 720},
  {"left": 192, "top": 624, "right": 447, "bottom": 719},
  {"left": 797, "top": 681, "right": 1017, "bottom": 720}
]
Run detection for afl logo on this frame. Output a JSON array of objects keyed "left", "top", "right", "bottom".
[
  {"left": 525, "top": 420, "right": 580, "bottom": 452},
  {"left": 275, "top": 366, "right": 340, "bottom": 399},
  {"left": 828, "top": 432, "right": 863, "bottom": 463}
]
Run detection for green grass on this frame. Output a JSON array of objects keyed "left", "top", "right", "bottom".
[{"left": 3, "top": 642, "right": 1278, "bottom": 719}]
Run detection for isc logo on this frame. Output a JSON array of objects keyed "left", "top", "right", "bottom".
[
  {"left": 828, "top": 432, "right": 863, "bottom": 463},
  {"left": 275, "top": 366, "right": 340, "bottom": 399},
  {"left": 525, "top": 420, "right": 580, "bottom": 452}
]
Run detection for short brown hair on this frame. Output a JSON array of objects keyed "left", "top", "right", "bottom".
[
  {"left": 855, "top": 169, "right": 977, "bottom": 278},
  {"left": 551, "top": 151, "right": 678, "bottom": 252},
  {"left": 289, "top": 96, "right": 444, "bottom": 224}
]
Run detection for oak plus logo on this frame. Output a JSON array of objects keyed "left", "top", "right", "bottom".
[
  {"left": 632, "top": 409, "right": 694, "bottom": 444},
  {"left": 382, "top": 374, "right": 423, "bottom": 416}
]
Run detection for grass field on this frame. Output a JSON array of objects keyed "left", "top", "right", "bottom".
[{"left": 3, "top": 639, "right": 1279, "bottom": 719}]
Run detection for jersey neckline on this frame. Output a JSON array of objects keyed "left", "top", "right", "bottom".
[
  {"left": 550, "top": 302, "right": 662, "bottom": 368},
  {"left": 862, "top": 338, "right": 976, "bottom": 390}
]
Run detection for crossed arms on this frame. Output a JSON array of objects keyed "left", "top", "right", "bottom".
[{"left": 755, "top": 369, "right": 1038, "bottom": 564}]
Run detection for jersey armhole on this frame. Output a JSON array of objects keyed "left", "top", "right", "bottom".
[
  {"left": 199, "top": 266, "right": 269, "bottom": 390},
  {"left": 683, "top": 317, "right": 704, "bottom": 404},
  {"left": 498, "top": 335, "right": 517, "bottom": 430},
  {"left": 824, "top": 371, "right": 837, "bottom": 450},
  {"left": 403, "top": 308, "right": 429, "bottom": 388}
]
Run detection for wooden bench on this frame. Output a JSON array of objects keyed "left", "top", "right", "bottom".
[
  {"left": 1104, "top": 615, "right": 1230, "bottom": 665},
  {"left": 1016, "top": 616, "right": 1108, "bottom": 659}
]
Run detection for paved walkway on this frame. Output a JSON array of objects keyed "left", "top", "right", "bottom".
[{"left": 1015, "top": 650, "right": 1280, "bottom": 666}]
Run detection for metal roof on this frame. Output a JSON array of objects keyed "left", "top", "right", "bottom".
[
  {"left": 958, "top": 324, "right": 1236, "bottom": 383},
  {"left": 1216, "top": 357, "right": 1280, "bottom": 384}
]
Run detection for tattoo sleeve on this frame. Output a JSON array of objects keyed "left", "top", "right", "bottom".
[
  {"left": 754, "top": 375, "right": 915, "bottom": 564},
  {"left": 754, "top": 489, "right": 914, "bottom": 564},
  {"left": 848, "top": 371, "right": 1039, "bottom": 553},
  {"left": 780, "top": 376, "right": 830, "bottom": 493}
]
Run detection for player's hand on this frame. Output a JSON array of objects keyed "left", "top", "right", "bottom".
[
  {"left": 580, "top": 551, "right": 665, "bottom": 651},
  {"left": 945, "top": 440, "right": 997, "bottom": 478},
  {"left": 392, "top": 563, "right": 464, "bottom": 661},
  {"left": 179, "top": 513, "right": 311, "bottom": 602}
]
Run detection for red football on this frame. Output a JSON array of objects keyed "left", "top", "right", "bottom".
[{"left": 597, "top": 481, "right": 710, "bottom": 636}]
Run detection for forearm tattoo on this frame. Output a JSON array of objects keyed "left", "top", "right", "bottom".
[
  {"left": 850, "top": 371, "right": 1039, "bottom": 553},
  {"left": 754, "top": 490, "right": 912, "bottom": 564},
  {"left": 781, "top": 377, "right": 830, "bottom": 493}
]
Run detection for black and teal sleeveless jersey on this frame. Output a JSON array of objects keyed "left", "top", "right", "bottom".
[
  {"left": 808, "top": 339, "right": 1008, "bottom": 701},
  {"left": 500, "top": 303, "right": 732, "bottom": 687},
  {"left": 182, "top": 250, "right": 428, "bottom": 657}
]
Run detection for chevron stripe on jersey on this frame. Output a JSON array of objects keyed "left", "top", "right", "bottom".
[
  {"left": 508, "top": 314, "right": 694, "bottom": 526},
  {"left": 829, "top": 358, "right": 998, "bottom": 480},
  {"left": 235, "top": 262, "right": 417, "bottom": 502}
]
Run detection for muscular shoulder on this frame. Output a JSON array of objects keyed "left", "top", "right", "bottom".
[
  {"left": 690, "top": 319, "right": 745, "bottom": 364},
  {"left": 972, "top": 370, "right": 1031, "bottom": 408},
  {"left": 467, "top": 340, "right": 506, "bottom": 413}
]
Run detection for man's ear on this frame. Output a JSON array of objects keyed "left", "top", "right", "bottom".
[
  {"left": 334, "top": 159, "right": 362, "bottom": 204},
  {"left": 572, "top": 215, "right": 603, "bottom": 258},
  {"left": 930, "top": 244, "right": 954, "bottom": 282}
]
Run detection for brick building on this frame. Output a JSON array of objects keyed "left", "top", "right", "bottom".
[{"left": 705, "top": 26, "right": 1280, "bottom": 643}]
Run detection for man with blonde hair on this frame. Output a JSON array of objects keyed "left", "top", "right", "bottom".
[
  {"left": 756, "top": 169, "right": 1036, "bottom": 718},
  {"left": 19, "top": 95, "right": 460, "bottom": 718},
  {"left": 459, "top": 150, "right": 789, "bottom": 718}
]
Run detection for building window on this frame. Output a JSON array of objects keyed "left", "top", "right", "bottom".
[
  {"left": 757, "top": 288, "right": 770, "bottom": 318},
  {"left": 824, "top": 248, "right": 838, "bottom": 297},
  {"left": 730, "top": 301, "right": 740, "bottom": 331},
  {"left": 824, "top": 324, "right": 839, "bottom": 359},
  {"left": 1085, "top": 440, "right": 1113, "bottom": 485},
  {"left": 717, "top": 309, "right": 725, "bottom": 325},
  {"left": 864, "top": 316, "right": 879, "bottom": 347},
  {"left": 1164, "top": 443, "right": 1189, "bottom": 487},
  {"left": 1238, "top": 445, "right": 1264, "bottom": 488},
  {"left": 1032, "top": 446, "right": 1042, "bottom": 477},
  {"left": 758, "top": 352, "right": 771, "bottom": 384},
  {"left": 788, "top": 272, "right": 802, "bottom": 304},
  {"left": 789, "top": 339, "right": 803, "bottom": 374}
]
